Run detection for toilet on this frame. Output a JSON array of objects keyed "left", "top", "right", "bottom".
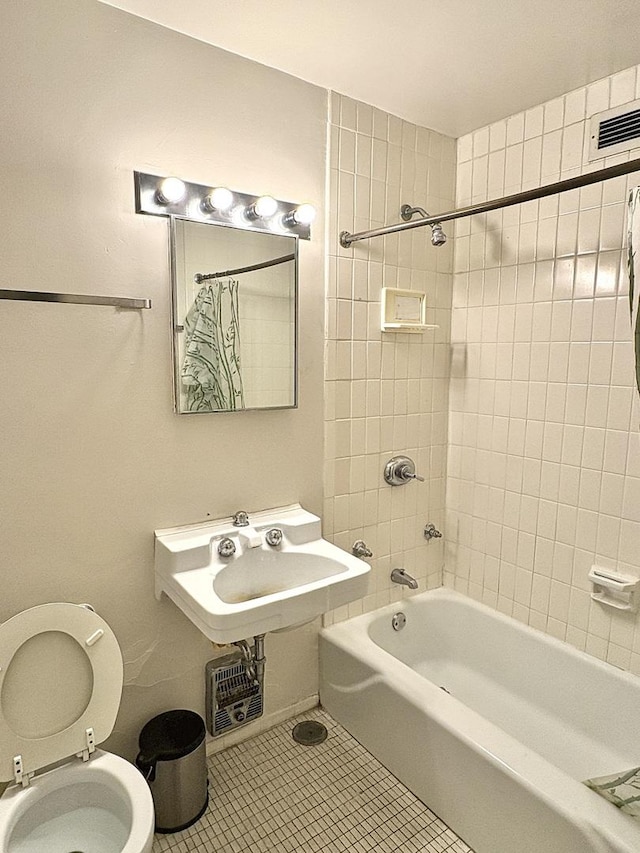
[{"left": 0, "top": 603, "right": 154, "bottom": 852}]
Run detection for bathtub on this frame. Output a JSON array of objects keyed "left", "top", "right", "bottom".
[{"left": 319, "top": 588, "right": 640, "bottom": 853}]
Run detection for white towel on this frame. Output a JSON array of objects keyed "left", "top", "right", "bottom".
[{"left": 628, "top": 186, "right": 640, "bottom": 397}]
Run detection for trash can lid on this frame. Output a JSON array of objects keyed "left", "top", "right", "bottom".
[{"left": 138, "top": 709, "right": 205, "bottom": 763}]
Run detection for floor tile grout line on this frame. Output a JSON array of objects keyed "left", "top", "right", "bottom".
[{"left": 152, "top": 708, "right": 473, "bottom": 853}]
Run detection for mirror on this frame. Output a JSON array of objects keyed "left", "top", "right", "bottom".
[{"left": 170, "top": 217, "right": 297, "bottom": 413}]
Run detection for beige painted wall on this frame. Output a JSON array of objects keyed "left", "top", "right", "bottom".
[{"left": 0, "top": 0, "right": 326, "bottom": 758}]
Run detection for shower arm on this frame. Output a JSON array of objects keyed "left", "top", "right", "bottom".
[
  {"left": 339, "top": 154, "right": 640, "bottom": 247},
  {"left": 401, "top": 204, "right": 446, "bottom": 245},
  {"left": 400, "top": 204, "right": 430, "bottom": 220}
]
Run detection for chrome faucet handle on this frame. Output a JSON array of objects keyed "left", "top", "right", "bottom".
[
  {"left": 265, "top": 528, "right": 283, "bottom": 547},
  {"left": 218, "top": 537, "right": 236, "bottom": 558},
  {"left": 232, "top": 510, "right": 250, "bottom": 527},
  {"left": 424, "top": 523, "right": 442, "bottom": 541},
  {"left": 400, "top": 465, "right": 425, "bottom": 483},
  {"left": 384, "top": 455, "right": 424, "bottom": 486},
  {"left": 352, "top": 540, "right": 373, "bottom": 559}
]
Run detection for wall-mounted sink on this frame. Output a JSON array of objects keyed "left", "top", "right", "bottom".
[{"left": 154, "top": 504, "right": 370, "bottom": 643}]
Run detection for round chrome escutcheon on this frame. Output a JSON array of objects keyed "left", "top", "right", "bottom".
[{"left": 392, "top": 612, "right": 406, "bottom": 631}]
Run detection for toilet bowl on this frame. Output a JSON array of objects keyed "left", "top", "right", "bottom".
[{"left": 0, "top": 603, "right": 154, "bottom": 853}]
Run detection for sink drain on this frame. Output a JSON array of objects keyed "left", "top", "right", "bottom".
[{"left": 292, "top": 720, "right": 328, "bottom": 745}]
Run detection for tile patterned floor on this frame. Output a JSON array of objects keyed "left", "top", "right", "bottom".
[{"left": 152, "top": 708, "right": 474, "bottom": 853}]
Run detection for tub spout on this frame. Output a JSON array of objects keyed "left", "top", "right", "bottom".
[{"left": 391, "top": 568, "right": 418, "bottom": 589}]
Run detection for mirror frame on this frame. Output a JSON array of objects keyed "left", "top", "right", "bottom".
[{"left": 169, "top": 215, "right": 299, "bottom": 414}]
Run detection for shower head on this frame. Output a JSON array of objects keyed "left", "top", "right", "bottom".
[
  {"left": 400, "top": 203, "right": 447, "bottom": 246},
  {"left": 430, "top": 223, "right": 447, "bottom": 246}
]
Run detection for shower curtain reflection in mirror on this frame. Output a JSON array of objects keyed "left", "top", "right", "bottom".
[{"left": 182, "top": 278, "right": 244, "bottom": 411}]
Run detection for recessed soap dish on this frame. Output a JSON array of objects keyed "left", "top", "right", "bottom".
[
  {"left": 380, "top": 287, "right": 438, "bottom": 333},
  {"left": 588, "top": 566, "right": 640, "bottom": 612}
]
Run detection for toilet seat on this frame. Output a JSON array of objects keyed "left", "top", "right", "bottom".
[{"left": 0, "top": 603, "right": 123, "bottom": 785}]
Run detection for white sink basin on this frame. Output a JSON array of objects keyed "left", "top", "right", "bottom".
[{"left": 154, "top": 504, "right": 370, "bottom": 643}]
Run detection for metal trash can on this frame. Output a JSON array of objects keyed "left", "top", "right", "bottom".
[{"left": 136, "top": 709, "right": 208, "bottom": 833}]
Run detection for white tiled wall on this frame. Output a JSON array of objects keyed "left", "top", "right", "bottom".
[
  {"left": 239, "top": 280, "right": 295, "bottom": 409},
  {"left": 447, "top": 65, "right": 640, "bottom": 673},
  {"left": 324, "top": 93, "right": 456, "bottom": 621}
]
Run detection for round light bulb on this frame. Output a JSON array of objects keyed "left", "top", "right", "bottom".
[
  {"left": 253, "top": 195, "right": 278, "bottom": 218},
  {"left": 293, "top": 203, "right": 316, "bottom": 226},
  {"left": 156, "top": 176, "right": 186, "bottom": 204},
  {"left": 205, "top": 187, "right": 234, "bottom": 212}
]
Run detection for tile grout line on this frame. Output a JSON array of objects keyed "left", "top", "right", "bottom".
[{"left": 152, "top": 708, "right": 473, "bottom": 853}]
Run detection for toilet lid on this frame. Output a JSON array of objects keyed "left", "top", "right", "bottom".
[{"left": 0, "top": 603, "right": 123, "bottom": 783}]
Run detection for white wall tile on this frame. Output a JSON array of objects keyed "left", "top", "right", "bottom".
[
  {"left": 489, "top": 120, "right": 507, "bottom": 152},
  {"left": 544, "top": 97, "right": 565, "bottom": 133},
  {"left": 610, "top": 67, "right": 637, "bottom": 107},
  {"left": 327, "top": 97, "right": 455, "bottom": 622},
  {"left": 506, "top": 113, "right": 525, "bottom": 146},
  {"left": 564, "top": 89, "right": 586, "bottom": 125},
  {"left": 524, "top": 106, "right": 544, "bottom": 140},
  {"left": 446, "top": 62, "right": 640, "bottom": 673},
  {"left": 586, "top": 78, "right": 610, "bottom": 117}
]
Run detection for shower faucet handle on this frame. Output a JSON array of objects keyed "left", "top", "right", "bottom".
[
  {"left": 423, "top": 523, "right": 442, "bottom": 541},
  {"left": 402, "top": 467, "right": 425, "bottom": 482},
  {"left": 384, "top": 455, "right": 425, "bottom": 486},
  {"left": 232, "top": 510, "right": 250, "bottom": 527},
  {"left": 352, "top": 540, "right": 373, "bottom": 559}
]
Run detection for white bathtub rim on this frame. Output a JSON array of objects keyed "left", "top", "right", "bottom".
[
  {"left": 333, "top": 588, "right": 640, "bottom": 692},
  {"left": 321, "top": 588, "right": 640, "bottom": 853}
]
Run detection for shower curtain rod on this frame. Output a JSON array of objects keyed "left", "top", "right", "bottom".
[
  {"left": 339, "top": 155, "right": 640, "bottom": 248},
  {"left": 194, "top": 252, "right": 295, "bottom": 283}
]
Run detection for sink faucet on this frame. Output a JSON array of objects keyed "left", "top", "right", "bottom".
[
  {"left": 230, "top": 511, "right": 263, "bottom": 547},
  {"left": 390, "top": 568, "right": 418, "bottom": 589}
]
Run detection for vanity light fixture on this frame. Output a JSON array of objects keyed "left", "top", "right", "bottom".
[
  {"left": 156, "top": 176, "right": 187, "bottom": 205},
  {"left": 134, "top": 172, "right": 314, "bottom": 239},
  {"left": 248, "top": 195, "right": 278, "bottom": 220},
  {"left": 202, "top": 187, "right": 234, "bottom": 213},
  {"left": 284, "top": 203, "right": 317, "bottom": 227}
]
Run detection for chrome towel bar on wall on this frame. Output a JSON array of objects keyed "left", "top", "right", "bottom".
[{"left": 0, "top": 289, "right": 151, "bottom": 309}]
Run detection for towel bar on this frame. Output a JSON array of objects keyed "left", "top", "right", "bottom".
[{"left": 0, "top": 289, "right": 151, "bottom": 310}]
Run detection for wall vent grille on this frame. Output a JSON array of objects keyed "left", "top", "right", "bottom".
[
  {"left": 205, "top": 654, "right": 264, "bottom": 738},
  {"left": 589, "top": 99, "right": 640, "bottom": 161}
]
